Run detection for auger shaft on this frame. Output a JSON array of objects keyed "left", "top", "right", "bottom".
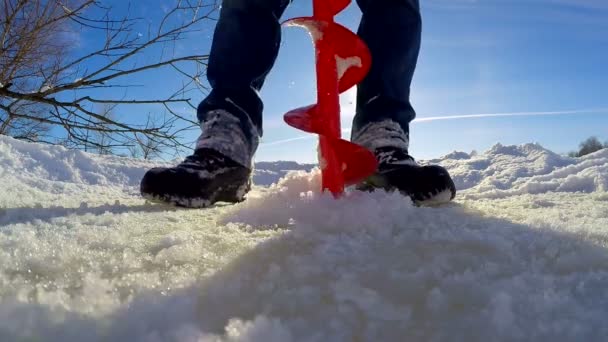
[
  {"left": 283, "top": 0, "right": 378, "bottom": 197},
  {"left": 313, "top": 0, "right": 343, "bottom": 196}
]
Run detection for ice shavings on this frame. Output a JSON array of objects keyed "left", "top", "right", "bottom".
[
  {"left": 205, "top": 169, "right": 608, "bottom": 341},
  {"left": 335, "top": 55, "right": 362, "bottom": 81},
  {"left": 284, "top": 18, "right": 324, "bottom": 42}
]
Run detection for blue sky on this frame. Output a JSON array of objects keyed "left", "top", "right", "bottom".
[{"left": 80, "top": 0, "right": 608, "bottom": 163}]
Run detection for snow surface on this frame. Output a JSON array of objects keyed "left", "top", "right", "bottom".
[{"left": 1, "top": 135, "right": 607, "bottom": 341}]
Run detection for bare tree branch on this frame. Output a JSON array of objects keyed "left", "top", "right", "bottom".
[{"left": 0, "top": 0, "right": 220, "bottom": 157}]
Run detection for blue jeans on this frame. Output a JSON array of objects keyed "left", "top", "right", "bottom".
[{"left": 198, "top": 0, "right": 421, "bottom": 150}]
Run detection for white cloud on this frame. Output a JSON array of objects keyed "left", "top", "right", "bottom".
[
  {"left": 413, "top": 108, "right": 608, "bottom": 123},
  {"left": 262, "top": 108, "right": 608, "bottom": 146}
]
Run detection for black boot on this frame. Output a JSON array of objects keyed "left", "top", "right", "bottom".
[
  {"left": 357, "top": 146, "right": 456, "bottom": 205},
  {"left": 351, "top": 119, "right": 456, "bottom": 205},
  {"left": 140, "top": 109, "right": 259, "bottom": 208},
  {"left": 140, "top": 148, "right": 252, "bottom": 208}
]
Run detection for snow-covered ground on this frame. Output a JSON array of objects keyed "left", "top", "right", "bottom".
[{"left": 1, "top": 135, "right": 607, "bottom": 341}]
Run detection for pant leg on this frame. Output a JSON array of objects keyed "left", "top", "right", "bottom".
[
  {"left": 352, "top": 0, "right": 421, "bottom": 149},
  {"left": 197, "top": 0, "right": 291, "bottom": 138}
]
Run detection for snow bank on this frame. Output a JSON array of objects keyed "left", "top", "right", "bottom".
[
  {"left": 439, "top": 143, "right": 608, "bottom": 197},
  {"left": 0, "top": 136, "right": 607, "bottom": 341},
  {"left": 0, "top": 136, "right": 164, "bottom": 207}
]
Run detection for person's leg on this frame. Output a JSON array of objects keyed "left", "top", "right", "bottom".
[
  {"left": 351, "top": 0, "right": 456, "bottom": 205},
  {"left": 351, "top": 0, "right": 421, "bottom": 151},
  {"left": 196, "top": 0, "right": 291, "bottom": 167},
  {"left": 140, "top": 0, "right": 291, "bottom": 207}
]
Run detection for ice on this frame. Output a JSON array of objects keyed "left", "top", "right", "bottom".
[{"left": 0, "top": 135, "right": 607, "bottom": 341}]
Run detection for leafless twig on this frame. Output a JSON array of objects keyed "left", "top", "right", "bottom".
[{"left": 0, "top": 0, "right": 219, "bottom": 157}]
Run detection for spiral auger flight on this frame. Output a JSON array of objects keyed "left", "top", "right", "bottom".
[{"left": 283, "top": 0, "right": 378, "bottom": 197}]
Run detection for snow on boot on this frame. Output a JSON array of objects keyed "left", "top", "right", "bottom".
[
  {"left": 140, "top": 109, "right": 259, "bottom": 208},
  {"left": 352, "top": 120, "right": 456, "bottom": 205},
  {"left": 357, "top": 147, "right": 456, "bottom": 205}
]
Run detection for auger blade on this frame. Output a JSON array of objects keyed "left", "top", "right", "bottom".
[
  {"left": 284, "top": 104, "right": 328, "bottom": 135},
  {"left": 283, "top": 17, "right": 371, "bottom": 94},
  {"left": 333, "top": 26, "right": 371, "bottom": 93},
  {"left": 285, "top": 106, "right": 377, "bottom": 187},
  {"left": 329, "top": 138, "right": 378, "bottom": 186}
]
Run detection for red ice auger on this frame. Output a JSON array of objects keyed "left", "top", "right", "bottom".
[{"left": 283, "top": 0, "right": 378, "bottom": 197}]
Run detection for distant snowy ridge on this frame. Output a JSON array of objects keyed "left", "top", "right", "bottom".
[
  {"left": 434, "top": 142, "right": 608, "bottom": 197},
  {"left": 0, "top": 135, "right": 607, "bottom": 342}
]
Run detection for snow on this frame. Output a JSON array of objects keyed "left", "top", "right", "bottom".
[
  {"left": 196, "top": 109, "right": 259, "bottom": 168},
  {"left": 335, "top": 55, "right": 362, "bottom": 80},
  {"left": 0, "top": 135, "right": 607, "bottom": 341},
  {"left": 430, "top": 142, "right": 608, "bottom": 198},
  {"left": 252, "top": 161, "right": 315, "bottom": 186}
]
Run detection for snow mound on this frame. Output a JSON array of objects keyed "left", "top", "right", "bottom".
[
  {"left": 442, "top": 143, "right": 607, "bottom": 197},
  {"left": 252, "top": 161, "right": 316, "bottom": 187},
  {"left": 0, "top": 136, "right": 607, "bottom": 341},
  {"left": 0, "top": 135, "right": 310, "bottom": 206},
  {"left": 0, "top": 136, "right": 164, "bottom": 207}
]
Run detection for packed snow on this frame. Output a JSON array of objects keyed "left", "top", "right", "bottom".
[{"left": 0, "top": 135, "right": 607, "bottom": 341}]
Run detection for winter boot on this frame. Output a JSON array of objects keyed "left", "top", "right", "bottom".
[
  {"left": 140, "top": 110, "right": 259, "bottom": 208},
  {"left": 352, "top": 120, "right": 456, "bottom": 205}
]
